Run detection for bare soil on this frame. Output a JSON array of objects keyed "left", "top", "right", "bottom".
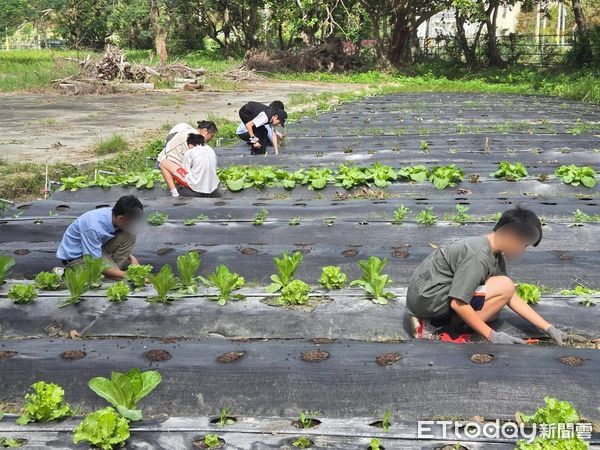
[
  {"left": 342, "top": 249, "right": 358, "bottom": 257},
  {"left": 391, "top": 245, "right": 410, "bottom": 258},
  {"left": 375, "top": 352, "right": 403, "bottom": 366},
  {"left": 217, "top": 351, "right": 246, "bottom": 363},
  {"left": 559, "top": 355, "right": 584, "bottom": 366},
  {"left": 61, "top": 350, "right": 86, "bottom": 360},
  {"left": 238, "top": 247, "right": 258, "bottom": 255},
  {"left": 0, "top": 351, "right": 17, "bottom": 360},
  {"left": 311, "top": 338, "right": 336, "bottom": 344},
  {"left": 301, "top": 351, "right": 329, "bottom": 362},
  {"left": 470, "top": 353, "right": 495, "bottom": 364},
  {"left": 0, "top": 80, "right": 363, "bottom": 164},
  {"left": 145, "top": 349, "right": 172, "bottom": 362},
  {"left": 292, "top": 418, "right": 322, "bottom": 429}
]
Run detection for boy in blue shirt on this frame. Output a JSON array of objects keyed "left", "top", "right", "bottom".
[{"left": 56, "top": 195, "right": 144, "bottom": 280}]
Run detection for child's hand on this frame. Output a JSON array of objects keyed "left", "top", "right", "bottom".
[
  {"left": 544, "top": 325, "right": 565, "bottom": 345},
  {"left": 488, "top": 331, "right": 527, "bottom": 344}
]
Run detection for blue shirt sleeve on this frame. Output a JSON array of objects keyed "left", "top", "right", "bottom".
[{"left": 80, "top": 228, "right": 104, "bottom": 258}]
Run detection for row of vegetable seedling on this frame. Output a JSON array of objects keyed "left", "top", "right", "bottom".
[
  {"left": 57, "top": 163, "right": 598, "bottom": 193},
  {"left": 0, "top": 253, "right": 597, "bottom": 309},
  {"left": 0, "top": 373, "right": 590, "bottom": 450}
]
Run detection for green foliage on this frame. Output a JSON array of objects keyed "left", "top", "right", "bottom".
[
  {"left": 252, "top": 209, "right": 269, "bottom": 225},
  {"left": 419, "top": 140, "right": 430, "bottom": 152},
  {"left": 516, "top": 283, "right": 542, "bottom": 305},
  {"left": 95, "top": 134, "right": 129, "bottom": 156},
  {"left": 147, "top": 212, "right": 168, "bottom": 226},
  {"left": 370, "top": 438, "right": 382, "bottom": 450},
  {"left": 381, "top": 410, "right": 392, "bottom": 432},
  {"left": 60, "top": 169, "right": 164, "bottom": 191},
  {"left": 34, "top": 271, "right": 61, "bottom": 290},
  {"left": 0, "top": 437, "right": 24, "bottom": 447},
  {"left": 7, "top": 284, "right": 37, "bottom": 304},
  {"left": 491, "top": 161, "right": 528, "bottom": 181},
  {"left": 0, "top": 256, "right": 15, "bottom": 285},
  {"left": 289, "top": 217, "right": 300, "bottom": 226},
  {"left": 61, "top": 265, "right": 90, "bottom": 307},
  {"left": 516, "top": 438, "right": 588, "bottom": 450},
  {"left": 73, "top": 407, "right": 130, "bottom": 450},
  {"left": 429, "top": 164, "right": 464, "bottom": 189},
  {"left": 397, "top": 165, "right": 430, "bottom": 182},
  {"left": 451, "top": 204, "right": 471, "bottom": 224},
  {"left": 369, "top": 163, "right": 399, "bottom": 188},
  {"left": 298, "top": 167, "right": 332, "bottom": 190},
  {"left": 148, "top": 265, "right": 179, "bottom": 303},
  {"left": 183, "top": 214, "right": 208, "bottom": 226},
  {"left": 350, "top": 256, "right": 395, "bottom": 305},
  {"left": 279, "top": 279, "right": 311, "bottom": 305},
  {"left": 416, "top": 208, "right": 437, "bottom": 225},
  {"left": 292, "top": 436, "right": 312, "bottom": 448},
  {"left": 561, "top": 284, "right": 598, "bottom": 307},
  {"left": 298, "top": 411, "right": 313, "bottom": 428},
  {"left": 83, "top": 255, "right": 109, "bottom": 288},
  {"left": 202, "top": 434, "right": 221, "bottom": 448},
  {"left": 106, "top": 281, "right": 130, "bottom": 303},
  {"left": 334, "top": 164, "right": 371, "bottom": 189},
  {"left": 319, "top": 266, "right": 347, "bottom": 289},
  {"left": 572, "top": 209, "right": 593, "bottom": 224},
  {"left": 267, "top": 251, "right": 304, "bottom": 293},
  {"left": 215, "top": 407, "right": 235, "bottom": 427},
  {"left": 16, "top": 381, "right": 72, "bottom": 425},
  {"left": 555, "top": 165, "right": 597, "bottom": 188},
  {"left": 176, "top": 251, "right": 201, "bottom": 294},
  {"left": 200, "top": 265, "right": 245, "bottom": 306},
  {"left": 125, "top": 264, "right": 153, "bottom": 290},
  {"left": 392, "top": 205, "right": 411, "bottom": 224},
  {"left": 88, "top": 368, "right": 162, "bottom": 421}
]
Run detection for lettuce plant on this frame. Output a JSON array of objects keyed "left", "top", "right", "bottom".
[
  {"left": 202, "top": 434, "right": 221, "bottom": 448},
  {"left": 88, "top": 368, "right": 161, "bottom": 421},
  {"left": 61, "top": 265, "right": 89, "bottom": 308},
  {"left": 83, "top": 255, "right": 110, "bottom": 288},
  {"left": 125, "top": 264, "right": 153, "bottom": 291},
  {"left": 147, "top": 212, "right": 168, "bottom": 226},
  {"left": 34, "top": 271, "right": 62, "bottom": 290},
  {"left": 491, "top": 161, "right": 528, "bottom": 181},
  {"left": 106, "top": 281, "right": 130, "bottom": 303},
  {"left": 200, "top": 265, "right": 245, "bottom": 305},
  {"left": 0, "top": 256, "right": 15, "bottom": 285},
  {"left": 397, "top": 165, "right": 429, "bottom": 182},
  {"left": 318, "top": 266, "right": 347, "bottom": 289},
  {"left": 516, "top": 283, "right": 542, "bottom": 305},
  {"left": 7, "top": 284, "right": 37, "bottom": 304},
  {"left": 279, "top": 279, "right": 311, "bottom": 305},
  {"left": 73, "top": 407, "right": 130, "bottom": 450},
  {"left": 267, "top": 251, "right": 304, "bottom": 293},
  {"left": 176, "top": 251, "right": 201, "bottom": 294},
  {"left": 429, "top": 164, "right": 464, "bottom": 189},
  {"left": 16, "top": 381, "right": 72, "bottom": 425},
  {"left": 392, "top": 205, "right": 411, "bottom": 224},
  {"left": 416, "top": 208, "right": 437, "bottom": 225},
  {"left": 148, "top": 265, "right": 179, "bottom": 303},
  {"left": 555, "top": 165, "right": 596, "bottom": 188},
  {"left": 252, "top": 209, "right": 269, "bottom": 225},
  {"left": 350, "top": 256, "right": 395, "bottom": 305},
  {"left": 292, "top": 437, "right": 312, "bottom": 448}
]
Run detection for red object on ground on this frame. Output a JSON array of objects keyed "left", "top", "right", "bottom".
[
  {"left": 174, "top": 167, "right": 190, "bottom": 189},
  {"left": 438, "top": 332, "right": 472, "bottom": 344}
]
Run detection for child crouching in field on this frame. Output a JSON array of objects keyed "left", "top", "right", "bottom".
[{"left": 407, "top": 207, "right": 566, "bottom": 345}]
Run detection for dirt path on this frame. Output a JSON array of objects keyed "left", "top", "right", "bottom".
[{"left": 0, "top": 80, "right": 363, "bottom": 164}]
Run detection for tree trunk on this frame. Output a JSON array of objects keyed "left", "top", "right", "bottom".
[
  {"left": 485, "top": 2, "right": 504, "bottom": 67},
  {"left": 387, "top": 2, "right": 413, "bottom": 66},
  {"left": 571, "top": 0, "right": 587, "bottom": 34},
  {"left": 455, "top": 9, "right": 476, "bottom": 65},
  {"left": 151, "top": 1, "right": 168, "bottom": 65}
]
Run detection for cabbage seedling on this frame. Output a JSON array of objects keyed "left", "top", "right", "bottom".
[
  {"left": 106, "top": 281, "right": 130, "bottom": 303},
  {"left": 34, "top": 271, "right": 61, "bottom": 290},
  {"left": 7, "top": 284, "right": 37, "bottom": 304}
]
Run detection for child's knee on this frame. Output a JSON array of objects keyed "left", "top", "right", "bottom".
[{"left": 487, "top": 275, "right": 515, "bottom": 299}]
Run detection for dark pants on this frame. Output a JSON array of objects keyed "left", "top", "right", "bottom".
[
  {"left": 237, "top": 131, "right": 268, "bottom": 155},
  {"left": 178, "top": 186, "right": 221, "bottom": 198}
]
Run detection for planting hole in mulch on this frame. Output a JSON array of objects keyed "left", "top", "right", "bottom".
[
  {"left": 301, "top": 351, "right": 329, "bottom": 363},
  {"left": 293, "top": 203, "right": 307, "bottom": 207},
  {"left": 252, "top": 202, "right": 267, "bottom": 207},
  {"left": 192, "top": 437, "right": 226, "bottom": 449},
  {"left": 172, "top": 202, "right": 188, "bottom": 207},
  {"left": 292, "top": 418, "right": 322, "bottom": 429},
  {"left": 209, "top": 415, "right": 238, "bottom": 425},
  {"left": 435, "top": 445, "right": 469, "bottom": 450},
  {"left": 294, "top": 244, "right": 311, "bottom": 254},
  {"left": 342, "top": 248, "right": 358, "bottom": 257},
  {"left": 312, "top": 338, "right": 336, "bottom": 344},
  {"left": 214, "top": 201, "right": 227, "bottom": 206},
  {"left": 217, "top": 351, "right": 246, "bottom": 364},
  {"left": 13, "top": 249, "right": 29, "bottom": 256},
  {"left": 376, "top": 352, "right": 403, "bottom": 366},
  {"left": 61, "top": 350, "right": 87, "bottom": 361},
  {"left": 289, "top": 438, "right": 314, "bottom": 448},
  {"left": 145, "top": 349, "right": 172, "bottom": 362},
  {"left": 0, "top": 351, "right": 17, "bottom": 360},
  {"left": 55, "top": 204, "right": 70, "bottom": 211},
  {"left": 559, "top": 355, "right": 584, "bottom": 366},
  {"left": 156, "top": 248, "right": 175, "bottom": 256},
  {"left": 1, "top": 438, "right": 27, "bottom": 448},
  {"left": 161, "top": 336, "right": 189, "bottom": 344},
  {"left": 470, "top": 353, "right": 495, "bottom": 364},
  {"left": 391, "top": 245, "right": 410, "bottom": 258},
  {"left": 239, "top": 247, "right": 258, "bottom": 255}
]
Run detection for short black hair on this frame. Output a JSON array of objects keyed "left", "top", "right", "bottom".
[
  {"left": 113, "top": 195, "right": 144, "bottom": 220},
  {"left": 493, "top": 207, "right": 542, "bottom": 247},
  {"left": 269, "top": 100, "right": 285, "bottom": 110},
  {"left": 197, "top": 120, "right": 218, "bottom": 134},
  {"left": 187, "top": 133, "right": 205, "bottom": 146},
  {"left": 273, "top": 109, "right": 287, "bottom": 125}
]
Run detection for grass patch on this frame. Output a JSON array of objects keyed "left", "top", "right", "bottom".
[{"left": 94, "top": 134, "right": 129, "bottom": 156}]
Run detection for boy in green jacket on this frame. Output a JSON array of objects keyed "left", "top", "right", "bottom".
[{"left": 407, "top": 207, "right": 566, "bottom": 345}]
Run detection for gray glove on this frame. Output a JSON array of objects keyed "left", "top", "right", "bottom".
[
  {"left": 545, "top": 325, "right": 566, "bottom": 345},
  {"left": 488, "top": 330, "right": 527, "bottom": 345}
]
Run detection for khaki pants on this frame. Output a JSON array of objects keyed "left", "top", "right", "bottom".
[{"left": 66, "top": 231, "right": 136, "bottom": 269}]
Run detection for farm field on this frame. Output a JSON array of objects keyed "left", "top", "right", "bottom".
[{"left": 1, "top": 92, "right": 600, "bottom": 449}]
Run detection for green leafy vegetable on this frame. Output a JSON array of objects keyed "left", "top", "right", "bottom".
[
  {"left": 451, "top": 204, "right": 471, "bottom": 224},
  {"left": 350, "top": 256, "right": 395, "bottom": 305},
  {"left": 319, "top": 266, "right": 347, "bottom": 289},
  {"left": 0, "top": 256, "right": 15, "bottom": 285},
  {"left": 292, "top": 436, "right": 312, "bottom": 448},
  {"left": 392, "top": 204, "right": 411, "bottom": 224},
  {"left": 7, "top": 284, "right": 37, "bottom": 304},
  {"left": 289, "top": 217, "right": 300, "bottom": 226},
  {"left": 298, "top": 167, "right": 331, "bottom": 190},
  {"left": 202, "top": 434, "right": 222, "bottom": 448},
  {"left": 147, "top": 212, "right": 168, "bottom": 226},
  {"left": 429, "top": 164, "right": 464, "bottom": 189},
  {"left": 148, "top": 265, "right": 179, "bottom": 303},
  {"left": 397, "top": 165, "right": 430, "bottom": 182},
  {"left": 61, "top": 265, "right": 90, "bottom": 308},
  {"left": 106, "top": 281, "right": 130, "bottom": 303},
  {"left": 491, "top": 161, "right": 528, "bottom": 181},
  {"left": 34, "top": 271, "right": 61, "bottom": 290},
  {"left": 516, "top": 438, "right": 587, "bottom": 450},
  {"left": 0, "top": 437, "right": 25, "bottom": 448},
  {"left": 516, "top": 283, "right": 542, "bottom": 305},
  {"left": 266, "top": 251, "right": 304, "bottom": 293},
  {"left": 73, "top": 407, "right": 130, "bottom": 450},
  {"left": 200, "top": 265, "right": 245, "bottom": 306},
  {"left": 252, "top": 209, "right": 269, "bottom": 225},
  {"left": 370, "top": 438, "right": 382, "bottom": 450},
  {"left": 572, "top": 209, "right": 593, "bottom": 224},
  {"left": 176, "top": 251, "right": 201, "bottom": 294},
  {"left": 88, "top": 368, "right": 162, "bottom": 421},
  {"left": 125, "top": 264, "right": 153, "bottom": 291},
  {"left": 561, "top": 284, "right": 598, "bottom": 307},
  {"left": 215, "top": 407, "right": 235, "bottom": 427},
  {"left": 555, "top": 165, "right": 597, "bottom": 188},
  {"left": 16, "top": 381, "right": 72, "bottom": 425},
  {"left": 381, "top": 410, "right": 392, "bottom": 432},
  {"left": 368, "top": 163, "right": 399, "bottom": 187},
  {"left": 83, "top": 255, "right": 109, "bottom": 288},
  {"left": 419, "top": 140, "right": 429, "bottom": 152},
  {"left": 279, "top": 279, "right": 311, "bottom": 305},
  {"left": 416, "top": 208, "right": 437, "bottom": 225}
]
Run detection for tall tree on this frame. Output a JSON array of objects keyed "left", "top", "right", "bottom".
[
  {"left": 150, "top": 0, "right": 168, "bottom": 64},
  {"left": 571, "top": 0, "right": 587, "bottom": 34}
]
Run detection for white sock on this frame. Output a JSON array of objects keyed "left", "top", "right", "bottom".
[{"left": 170, "top": 188, "right": 180, "bottom": 197}]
